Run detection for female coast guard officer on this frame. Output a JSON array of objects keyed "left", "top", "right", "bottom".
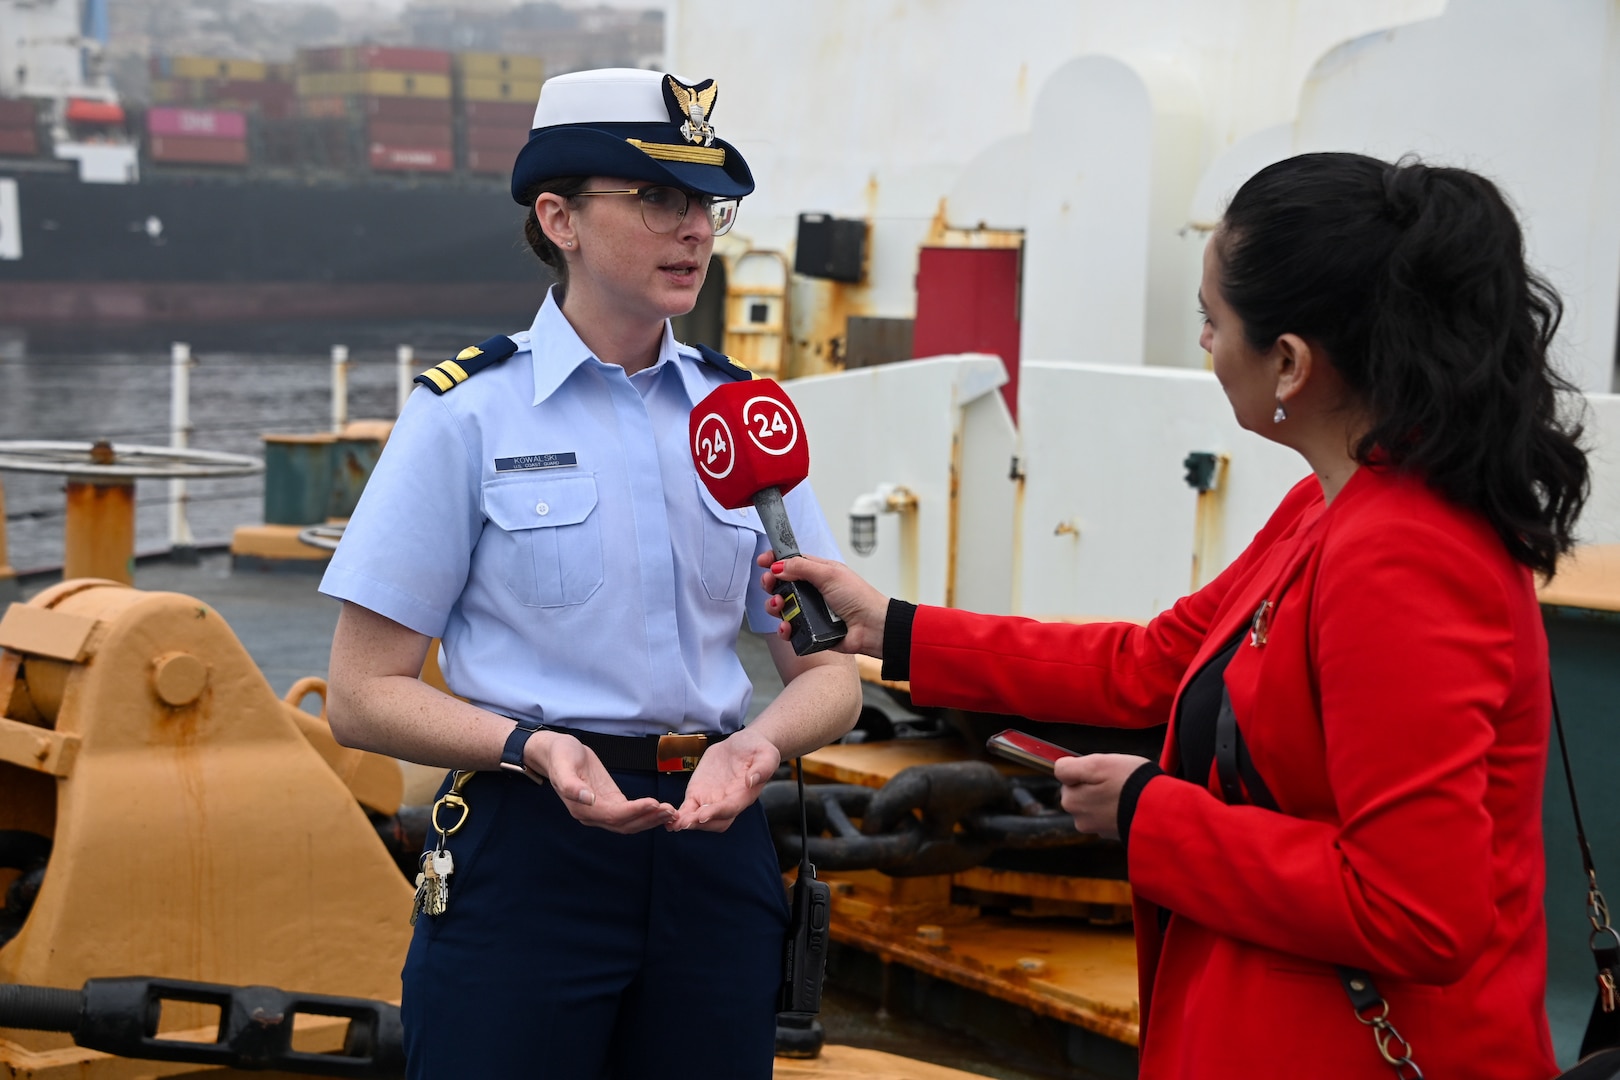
[{"left": 320, "top": 68, "right": 861, "bottom": 1078}]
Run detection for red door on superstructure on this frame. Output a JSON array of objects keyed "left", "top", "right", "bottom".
[{"left": 911, "top": 246, "right": 1022, "bottom": 419}]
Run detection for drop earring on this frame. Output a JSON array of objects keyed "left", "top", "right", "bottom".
[{"left": 1273, "top": 400, "right": 1287, "bottom": 424}]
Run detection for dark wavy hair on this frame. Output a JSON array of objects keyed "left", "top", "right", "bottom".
[
  {"left": 1215, "top": 152, "right": 1588, "bottom": 576},
  {"left": 520, "top": 175, "right": 590, "bottom": 290}
]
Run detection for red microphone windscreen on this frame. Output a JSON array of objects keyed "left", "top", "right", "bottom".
[{"left": 689, "top": 378, "right": 810, "bottom": 509}]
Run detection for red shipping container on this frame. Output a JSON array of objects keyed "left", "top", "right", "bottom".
[
  {"left": 466, "top": 124, "right": 524, "bottom": 152},
  {"left": 0, "top": 98, "right": 38, "bottom": 127},
  {"left": 0, "top": 128, "right": 38, "bottom": 156},
  {"left": 358, "top": 96, "right": 451, "bottom": 123},
  {"left": 462, "top": 100, "right": 534, "bottom": 126},
  {"left": 353, "top": 46, "right": 451, "bottom": 75},
  {"left": 300, "top": 96, "right": 350, "bottom": 119},
  {"left": 369, "top": 144, "right": 452, "bottom": 172},
  {"left": 297, "top": 47, "right": 350, "bottom": 74},
  {"left": 465, "top": 147, "right": 511, "bottom": 175},
  {"left": 149, "top": 135, "right": 249, "bottom": 166},
  {"left": 147, "top": 107, "right": 247, "bottom": 139},
  {"left": 203, "top": 78, "right": 296, "bottom": 105},
  {"left": 256, "top": 98, "right": 298, "bottom": 121},
  {"left": 366, "top": 120, "right": 451, "bottom": 148}
]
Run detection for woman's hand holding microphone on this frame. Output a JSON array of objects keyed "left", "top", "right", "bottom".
[
  {"left": 759, "top": 550, "right": 891, "bottom": 658},
  {"left": 758, "top": 550, "right": 1149, "bottom": 840}
]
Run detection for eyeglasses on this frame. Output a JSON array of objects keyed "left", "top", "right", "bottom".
[{"left": 572, "top": 185, "right": 739, "bottom": 237}]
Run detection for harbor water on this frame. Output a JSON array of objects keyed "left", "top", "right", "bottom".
[{"left": 0, "top": 319, "right": 508, "bottom": 574}]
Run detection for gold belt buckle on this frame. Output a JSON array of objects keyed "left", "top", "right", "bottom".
[{"left": 656, "top": 733, "right": 709, "bottom": 773}]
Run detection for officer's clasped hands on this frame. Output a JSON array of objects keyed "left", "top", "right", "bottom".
[
  {"left": 527, "top": 730, "right": 677, "bottom": 834},
  {"left": 671, "top": 727, "right": 781, "bottom": 832}
]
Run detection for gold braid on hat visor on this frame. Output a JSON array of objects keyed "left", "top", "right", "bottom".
[{"left": 625, "top": 138, "right": 726, "bottom": 166}]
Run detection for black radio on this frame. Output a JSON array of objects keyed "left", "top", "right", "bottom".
[{"left": 779, "top": 760, "right": 830, "bottom": 1016}]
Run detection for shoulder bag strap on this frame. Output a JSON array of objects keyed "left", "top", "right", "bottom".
[
  {"left": 1215, "top": 686, "right": 1423, "bottom": 1078},
  {"left": 1552, "top": 684, "right": 1620, "bottom": 1059}
]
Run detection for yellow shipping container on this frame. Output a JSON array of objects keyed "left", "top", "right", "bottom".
[
  {"left": 296, "top": 71, "right": 450, "bottom": 99},
  {"left": 296, "top": 72, "right": 352, "bottom": 97},
  {"left": 458, "top": 52, "right": 543, "bottom": 81},
  {"left": 169, "top": 56, "right": 267, "bottom": 81},
  {"left": 461, "top": 77, "right": 544, "bottom": 103}
]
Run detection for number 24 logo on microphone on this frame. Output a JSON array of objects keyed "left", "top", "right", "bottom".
[{"left": 693, "top": 397, "right": 798, "bottom": 481}]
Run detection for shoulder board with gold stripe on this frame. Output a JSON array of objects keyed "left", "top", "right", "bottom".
[
  {"left": 414, "top": 335, "right": 520, "bottom": 395},
  {"left": 694, "top": 343, "right": 753, "bottom": 382}
]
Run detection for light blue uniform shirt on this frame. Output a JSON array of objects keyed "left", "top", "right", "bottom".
[{"left": 319, "top": 290, "right": 841, "bottom": 737}]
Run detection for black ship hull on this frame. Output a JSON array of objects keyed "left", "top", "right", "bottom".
[{"left": 0, "top": 169, "right": 548, "bottom": 324}]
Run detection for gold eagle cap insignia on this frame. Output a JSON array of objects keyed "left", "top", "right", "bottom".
[{"left": 665, "top": 75, "right": 719, "bottom": 147}]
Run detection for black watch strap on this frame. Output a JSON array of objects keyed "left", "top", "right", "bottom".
[{"left": 499, "top": 717, "right": 546, "bottom": 780}]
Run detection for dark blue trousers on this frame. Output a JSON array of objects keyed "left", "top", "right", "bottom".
[{"left": 401, "top": 769, "right": 788, "bottom": 1079}]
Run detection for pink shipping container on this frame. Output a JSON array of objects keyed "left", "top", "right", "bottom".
[
  {"left": 462, "top": 100, "right": 534, "bottom": 125},
  {"left": 0, "top": 98, "right": 36, "bottom": 128},
  {"left": 366, "top": 121, "right": 451, "bottom": 148},
  {"left": 466, "top": 124, "right": 524, "bottom": 152},
  {"left": 358, "top": 96, "right": 452, "bottom": 123},
  {"left": 0, "top": 128, "right": 38, "bottom": 156},
  {"left": 369, "top": 144, "right": 453, "bottom": 172},
  {"left": 149, "top": 135, "right": 249, "bottom": 165},
  {"left": 353, "top": 46, "right": 452, "bottom": 75},
  {"left": 147, "top": 107, "right": 247, "bottom": 139}
]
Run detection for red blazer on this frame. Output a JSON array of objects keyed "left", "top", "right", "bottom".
[{"left": 909, "top": 467, "right": 1556, "bottom": 1079}]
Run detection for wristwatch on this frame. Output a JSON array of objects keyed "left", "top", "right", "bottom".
[{"left": 499, "top": 716, "right": 547, "bottom": 784}]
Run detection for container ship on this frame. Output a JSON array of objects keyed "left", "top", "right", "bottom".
[{"left": 0, "top": 0, "right": 553, "bottom": 326}]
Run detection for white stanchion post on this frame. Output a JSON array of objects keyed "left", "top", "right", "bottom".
[
  {"left": 169, "top": 341, "right": 196, "bottom": 559},
  {"left": 331, "top": 344, "right": 350, "bottom": 434},
  {"left": 397, "top": 344, "right": 414, "bottom": 416}
]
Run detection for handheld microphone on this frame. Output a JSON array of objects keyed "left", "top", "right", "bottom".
[{"left": 689, "top": 378, "right": 847, "bottom": 655}]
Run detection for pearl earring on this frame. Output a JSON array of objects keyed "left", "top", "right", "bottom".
[{"left": 1273, "top": 401, "right": 1287, "bottom": 424}]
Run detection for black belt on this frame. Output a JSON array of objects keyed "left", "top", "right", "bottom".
[{"left": 543, "top": 725, "right": 731, "bottom": 773}]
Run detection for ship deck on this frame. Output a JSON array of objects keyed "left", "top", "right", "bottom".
[{"left": 7, "top": 552, "right": 1106, "bottom": 1080}]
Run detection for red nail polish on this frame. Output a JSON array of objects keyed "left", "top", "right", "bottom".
[{"left": 770, "top": 561, "right": 785, "bottom": 574}]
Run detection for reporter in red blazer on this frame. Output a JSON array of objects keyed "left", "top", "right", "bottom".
[{"left": 764, "top": 153, "right": 1590, "bottom": 1079}]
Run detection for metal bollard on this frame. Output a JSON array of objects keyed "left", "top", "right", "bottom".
[
  {"left": 168, "top": 342, "right": 197, "bottom": 562},
  {"left": 396, "top": 345, "right": 413, "bottom": 416},
  {"left": 331, "top": 345, "right": 350, "bottom": 434}
]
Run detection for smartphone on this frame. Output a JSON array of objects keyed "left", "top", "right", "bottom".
[{"left": 986, "top": 729, "right": 1081, "bottom": 774}]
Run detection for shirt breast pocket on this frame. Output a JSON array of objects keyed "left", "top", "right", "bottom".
[
  {"left": 696, "top": 476, "right": 765, "bottom": 602},
  {"left": 483, "top": 475, "right": 603, "bottom": 608}
]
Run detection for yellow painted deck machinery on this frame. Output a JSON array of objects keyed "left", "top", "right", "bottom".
[{"left": 0, "top": 578, "right": 413, "bottom": 1076}]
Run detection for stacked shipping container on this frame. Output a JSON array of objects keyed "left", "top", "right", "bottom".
[
  {"left": 148, "top": 57, "right": 297, "bottom": 121},
  {"left": 460, "top": 53, "right": 541, "bottom": 176},
  {"left": 0, "top": 98, "right": 38, "bottom": 157},
  {"left": 146, "top": 106, "right": 249, "bottom": 166},
  {"left": 134, "top": 48, "right": 542, "bottom": 177},
  {"left": 463, "top": 100, "right": 532, "bottom": 176},
  {"left": 296, "top": 45, "right": 454, "bottom": 173}
]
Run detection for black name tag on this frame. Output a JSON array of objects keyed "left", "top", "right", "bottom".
[{"left": 494, "top": 452, "right": 578, "bottom": 472}]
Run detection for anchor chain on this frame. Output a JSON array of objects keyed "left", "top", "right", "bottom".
[{"left": 759, "top": 761, "right": 1091, "bottom": 877}]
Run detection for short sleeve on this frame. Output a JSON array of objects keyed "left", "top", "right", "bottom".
[
  {"left": 744, "top": 477, "right": 843, "bottom": 633},
  {"left": 318, "top": 388, "right": 482, "bottom": 638}
]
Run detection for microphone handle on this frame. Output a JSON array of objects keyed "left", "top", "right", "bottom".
[{"left": 752, "top": 487, "right": 847, "bottom": 656}]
